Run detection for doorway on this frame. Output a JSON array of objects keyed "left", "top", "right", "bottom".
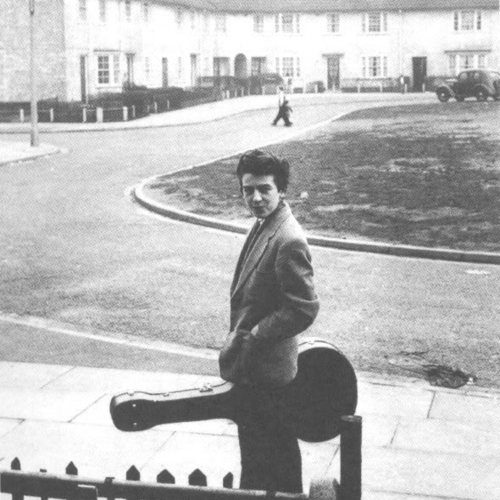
[
  {"left": 412, "top": 57, "right": 427, "bottom": 91},
  {"left": 126, "top": 53, "right": 135, "bottom": 87},
  {"left": 162, "top": 57, "right": 168, "bottom": 88},
  {"left": 234, "top": 53, "right": 248, "bottom": 79},
  {"left": 79, "top": 55, "right": 88, "bottom": 103},
  {"left": 325, "top": 55, "right": 341, "bottom": 91},
  {"left": 190, "top": 54, "right": 199, "bottom": 87}
]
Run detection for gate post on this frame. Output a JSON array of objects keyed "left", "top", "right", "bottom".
[{"left": 340, "top": 415, "right": 362, "bottom": 500}]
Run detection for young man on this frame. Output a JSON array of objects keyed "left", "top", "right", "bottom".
[{"left": 219, "top": 149, "right": 319, "bottom": 493}]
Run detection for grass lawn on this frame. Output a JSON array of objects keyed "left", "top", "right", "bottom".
[{"left": 146, "top": 102, "right": 500, "bottom": 253}]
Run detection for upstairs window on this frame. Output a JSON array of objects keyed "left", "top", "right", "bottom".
[
  {"left": 362, "top": 12, "right": 388, "bottom": 32},
  {"left": 454, "top": 10, "right": 482, "bottom": 31},
  {"left": 176, "top": 8, "right": 183, "bottom": 27},
  {"left": 143, "top": 1, "right": 149, "bottom": 22},
  {"left": 327, "top": 13, "right": 339, "bottom": 33},
  {"left": 79, "top": 0, "right": 87, "bottom": 21},
  {"left": 275, "top": 13, "right": 300, "bottom": 33},
  {"left": 125, "top": 0, "right": 131, "bottom": 21},
  {"left": 215, "top": 13, "right": 226, "bottom": 32},
  {"left": 99, "top": 0, "right": 106, "bottom": 22},
  {"left": 254, "top": 14, "right": 264, "bottom": 32}
]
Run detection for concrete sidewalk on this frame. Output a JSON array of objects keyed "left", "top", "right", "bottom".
[
  {"left": 0, "top": 93, "right": 434, "bottom": 134},
  {"left": 0, "top": 359, "right": 499, "bottom": 500}
]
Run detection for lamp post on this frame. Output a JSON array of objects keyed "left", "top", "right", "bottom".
[{"left": 29, "top": 0, "right": 39, "bottom": 147}]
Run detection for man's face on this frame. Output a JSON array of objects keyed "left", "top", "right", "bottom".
[{"left": 241, "top": 173, "right": 283, "bottom": 219}]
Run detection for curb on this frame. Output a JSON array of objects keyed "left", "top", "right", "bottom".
[
  {"left": 134, "top": 175, "right": 500, "bottom": 266},
  {"left": 0, "top": 144, "right": 64, "bottom": 166}
]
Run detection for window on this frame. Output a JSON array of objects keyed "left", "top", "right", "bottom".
[
  {"left": 215, "top": 13, "right": 226, "bottom": 32},
  {"left": 461, "top": 54, "right": 474, "bottom": 69},
  {"left": 454, "top": 10, "right": 482, "bottom": 31},
  {"left": 79, "top": 0, "right": 87, "bottom": 20},
  {"left": 275, "top": 13, "right": 300, "bottom": 33},
  {"left": 124, "top": 0, "right": 131, "bottom": 21},
  {"left": 448, "top": 54, "right": 456, "bottom": 75},
  {"left": 97, "top": 54, "right": 120, "bottom": 85},
  {"left": 275, "top": 57, "right": 300, "bottom": 78},
  {"left": 144, "top": 57, "right": 150, "bottom": 81},
  {"left": 178, "top": 57, "right": 182, "bottom": 80},
  {"left": 448, "top": 53, "right": 488, "bottom": 73},
  {"left": 251, "top": 57, "right": 267, "bottom": 75},
  {"left": 99, "top": 0, "right": 106, "bottom": 22},
  {"left": 203, "top": 13, "right": 210, "bottom": 32},
  {"left": 254, "top": 14, "right": 264, "bottom": 32},
  {"left": 190, "top": 11, "right": 196, "bottom": 30},
  {"left": 143, "top": 1, "right": 149, "bottom": 22},
  {"left": 327, "top": 13, "right": 339, "bottom": 32},
  {"left": 362, "top": 12, "right": 387, "bottom": 32},
  {"left": 176, "top": 8, "right": 183, "bottom": 26},
  {"left": 282, "top": 57, "right": 294, "bottom": 77},
  {"left": 282, "top": 14, "right": 293, "bottom": 32},
  {"left": 362, "top": 56, "right": 388, "bottom": 77}
]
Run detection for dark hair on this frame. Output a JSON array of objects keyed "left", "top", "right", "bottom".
[{"left": 236, "top": 149, "right": 290, "bottom": 192}]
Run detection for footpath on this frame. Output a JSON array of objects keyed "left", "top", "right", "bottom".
[
  {"left": 0, "top": 356, "right": 499, "bottom": 500},
  {"left": 1, "top": 93, "right": 500, "bottom": 499}
]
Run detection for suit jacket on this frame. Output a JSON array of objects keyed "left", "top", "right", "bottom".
[{"left": 219, "top": 201, "right": 319, "bottom": 388}]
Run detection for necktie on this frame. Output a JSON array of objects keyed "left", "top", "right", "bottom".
[{"left": 242, "top": 219, "right": 263, "bottom": 263}]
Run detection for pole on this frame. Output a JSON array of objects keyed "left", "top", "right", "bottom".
[
  {"left": 340, "top": 415, "right": 362, "bottom": 500},
  {"left": 29, "top": 0, "right": 39, "bottom": 147}
]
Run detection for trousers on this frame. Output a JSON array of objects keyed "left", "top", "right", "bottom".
[{"left": 232, "top": 384, "right": 302, "bottom": 493}]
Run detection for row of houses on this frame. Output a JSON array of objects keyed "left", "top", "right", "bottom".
[{"left": 1, "top": 0, "right": 499, "bottom": 102}]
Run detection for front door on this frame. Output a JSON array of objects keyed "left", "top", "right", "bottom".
[
  {"left": 412, "top": 57, "right": 427, "bottom": 91},
  {"left": 326, "top": 55, "right": 341, "bottom": 91},
  {"left": 79, "top": 55, "right": 88, "bottom": 103},
  {"left": 126, "top": 53, "right": 135, "bottom": 87},
  {"left": 162, "top": 57, "right": 168, "bottom": 88},
  {"left": 190, "top": 54, "right": 199, "bottom": 86}
]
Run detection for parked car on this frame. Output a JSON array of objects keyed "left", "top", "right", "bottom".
[{"left": 436, "top": 69, "right": 500, "bottom": 102}]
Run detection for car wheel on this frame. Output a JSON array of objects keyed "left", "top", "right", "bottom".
[
  {"left": 455, "top": 95, "right": 464, "bottom": 102},
  {"left": 475, "top": 87, "right": 488, "bottom": 102},
  {"left": 436, "top": 89, "right": 450, "bottom": 102}
]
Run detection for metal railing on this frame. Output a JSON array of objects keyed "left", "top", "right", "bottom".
[{"left": 0, "top": 416, "right": 361, "bottom": 500}]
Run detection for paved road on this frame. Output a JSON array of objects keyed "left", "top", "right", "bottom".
[{"left": 1, "top": 95, "right": 499, "bottom": 385}]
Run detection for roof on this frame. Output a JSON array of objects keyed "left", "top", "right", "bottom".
[{"left": 162, "top": 0, "right": 500, "bottom": 13}]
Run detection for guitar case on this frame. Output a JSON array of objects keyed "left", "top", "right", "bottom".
[{"left": 110, "top": 338, "right": 357, "bottom": 443}]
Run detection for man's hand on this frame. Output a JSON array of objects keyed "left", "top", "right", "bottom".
[{"left": 219, "top": 328, "right": 260, "bottom": 384}]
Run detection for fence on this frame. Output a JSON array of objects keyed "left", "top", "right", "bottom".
[
  {"left": 0, "top": 416, "right": 361, "bottom": 500},
  {"left": 340, "top": 77, "right": 409, "bottom": 93}
]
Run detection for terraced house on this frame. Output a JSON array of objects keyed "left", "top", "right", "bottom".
[{"left": 0, "top": 0, "right": 499, "bottom": 101}]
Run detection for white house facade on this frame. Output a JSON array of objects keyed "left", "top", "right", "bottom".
[{"left": 0, "top": 0, "right": 499, "bottom": 101}]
